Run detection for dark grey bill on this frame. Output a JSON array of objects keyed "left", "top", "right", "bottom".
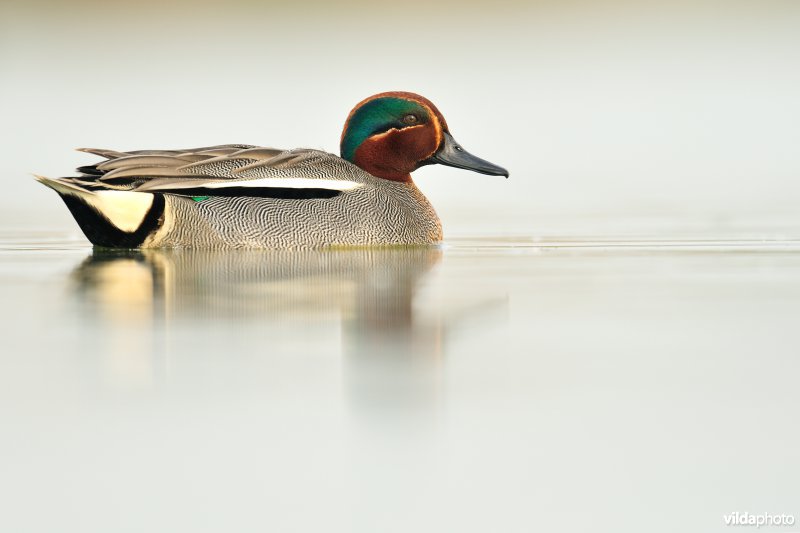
[{"left": 426, "top": 131, "right": 509, "bottom": 178}]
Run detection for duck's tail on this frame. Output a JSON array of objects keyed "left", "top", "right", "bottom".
[{"left": 34, "top": 175, "right": 164, "bottom": 248}]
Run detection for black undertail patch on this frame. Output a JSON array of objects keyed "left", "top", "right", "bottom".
[{"left": 60, "top": 193, "right": 165, "bottom": 249}]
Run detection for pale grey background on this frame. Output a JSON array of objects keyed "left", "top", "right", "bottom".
[
  {"left": 1, "top": 2, "right": 799, "bottom": 532},
  {"left": 1, "top": 0, "right": 799, "bottom": 234}
]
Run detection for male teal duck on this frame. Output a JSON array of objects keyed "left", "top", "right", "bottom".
[{"left": 36, "top": 91, "right": 508, "bottom": 248}]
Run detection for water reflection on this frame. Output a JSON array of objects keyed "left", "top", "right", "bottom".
[
  {"left": 72, "top": 247, "right": 442, "bottom": 323},
  {"left": 69, "top": 247, "right": 494, "bottom": 417}
]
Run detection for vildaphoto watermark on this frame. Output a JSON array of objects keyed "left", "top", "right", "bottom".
[{"left": 724, "top": 512, "right": 796, "bottom": 528}]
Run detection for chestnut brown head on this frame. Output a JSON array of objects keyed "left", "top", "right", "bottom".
[{"left": 340, "top": 91, "right": 508, "bottom": 182}]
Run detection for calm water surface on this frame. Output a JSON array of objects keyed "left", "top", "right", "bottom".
[{"left": 1, "top": 228, "right": 798, "bottom": 532}]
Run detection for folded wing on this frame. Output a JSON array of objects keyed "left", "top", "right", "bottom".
[{"left": 69, "top": 144, "right": 368, "bottom": 199}]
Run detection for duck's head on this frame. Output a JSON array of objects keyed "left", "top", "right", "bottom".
[{"left": 340, "top": 91, "right": 509, "bottom": 182}]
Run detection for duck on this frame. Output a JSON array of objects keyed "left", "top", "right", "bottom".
[{"left": 36, "top": 91, "right": 508, "bottom": 249}]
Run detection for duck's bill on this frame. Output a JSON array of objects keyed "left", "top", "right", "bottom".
[{"left": 427, "top": 132, "right": 509, "bottom": 178}]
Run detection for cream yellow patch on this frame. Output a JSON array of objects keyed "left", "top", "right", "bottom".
[
  {"left": 84, "top": 191, "right": 155, "bottom": 233},
  {"left": 36, "top": 175, "right": 154, "bottom": 233}
]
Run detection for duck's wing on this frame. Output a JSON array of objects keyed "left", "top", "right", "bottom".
[
  {"left": 70, "top": 145, "right": 371, "bottom": 198},
  {"left": 35, "top": 145, "right": 378, "bottom": 248}
]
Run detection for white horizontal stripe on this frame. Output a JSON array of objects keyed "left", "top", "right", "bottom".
[{"left": 203, "top": 178, "right": 364, "bottom": 191}]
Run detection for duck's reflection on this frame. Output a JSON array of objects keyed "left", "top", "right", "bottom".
[
  {"left": 71, "top": 247, "right": 464, "bottom": 414},
  {"left": 75, "top": 247, "right": 439, "bottom": 317}
]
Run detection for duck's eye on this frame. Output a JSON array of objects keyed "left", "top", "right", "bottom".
[{"left": 402, "top": 114, "right": 419, "bottom": 125}]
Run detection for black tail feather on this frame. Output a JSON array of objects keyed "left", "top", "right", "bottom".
[{"left": 77, "top": 165, "right": 104, "bottom": 176}]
